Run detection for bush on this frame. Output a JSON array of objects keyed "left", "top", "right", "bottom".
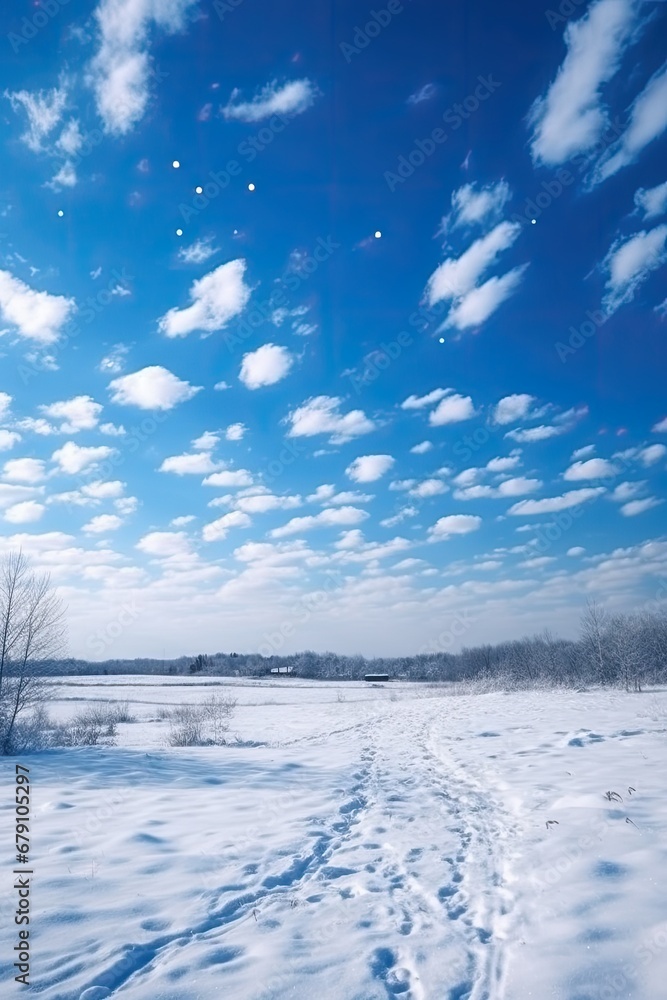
[{"left": 165, "top": 695, "right": 236, "bottom": 747}]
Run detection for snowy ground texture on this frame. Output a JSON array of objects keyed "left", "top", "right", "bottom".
[{"left": 2, "top": 678, "right": 667, "bottom": 1000}]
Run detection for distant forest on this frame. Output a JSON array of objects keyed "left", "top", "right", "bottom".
[{"left": 40, "top": 606, "right": 667, "bottom": 692}]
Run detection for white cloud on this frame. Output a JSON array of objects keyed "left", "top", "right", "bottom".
[
  {"left": 202, "top": 510, "right": 251, "bottom": 542},
  {"left": 171, "top": 515, "right": 196, "bottom": 527},
  {"left": 88, "top": 0, "right": 198, "bottom": 135},
  {"left": 401, "top": 388, "right": 450, "bottom": 410},
  {"left": 602, "top": 225, "right": 667, "bottom": 313},
  {"left": 447, "top": 181, "right": 512, "bottom": 230},
  {"left": 0, "top": 432, "right": 20, "bottom": 451},
  {"left": 408, "top": 479, "right": 448, "bottom": 499},
  {"left": 0, "top": 270, "right": 75, "bottom": 344},
  {"left": 178, "top": 237, "right": 220, "bottom": 265},
  {"left": 486, "top": 453, "right": 522, "bottom": 472},
  {"left": 225, "top": 493, "right": 302, "bottom": 515},
  {"left": 443, "top": 268, "right": 528, "bottom": 331},
  {"left": 593, "top": 62, "right": 667, "bottom": 183},
  {"left": 82, "top": 514, "right": 123, "bottom": 534},
  {"left": 528, "top": 0, "right": 639, "bottom": 166},
  {"left": 380, "top": 507, "right": 417, "bottom": 528},
  {"left": 639, "top": 443, "right": 666, "bottom": 466},
  {"left": 652, "top": 416, "right": 667, "bottom": 433},
  {"left": 0, "top": 485, "right": 41, "bottom": 511},
  {"left": 286, "top": 396, "right": 375, "bottom": 444},
  {"left": 634, "top": 181, "right": 667, "bottom": 221},
  {"left": 493, "top": 393, "right": 535, "bottom": 425},
  {"left": 82, "top": 480, "right": 124, "bottom": 499},
  {"left": 159, "top": 260, "right": 251, "bottom": 338},
  {"left": 0, "top": 393, "right": 11, "bottom": 420},
  {"left": 239, "top": 344, "right": 294, "bottom": 389},
  {"left": 346, "top": 454, "right": 395, "bottom": 483},
  {"left": 46, "top": 162, "right": 77, "bottom": 191},
  {"left": 109, "top": 366, "right": 201, "bottom": 409},
  {"left": 270, "top": 506, "right": 369, "bottom": 539},
  {"left": 410, "top": 441, "right": 433, "bottom": 455},
  {"left": 563, "top": 457, "right": 618, "bottom": 480},
  {"left": 203, "top": 470, "right": 254, "bottom": 488},
  {"left": 508, "top": 487, "right": 605, "bottom": 516},
  {"left": 426, "top": 222, "right": 521, "bottom": 304},
  {"left": 5, "top": 84, "right": 68, "bottom": 151},
  {"left": 454, "top": 477, "right": 542, "bottom": 500},
  {"left": 225, "top": 423, "right": 247, "bottom": 441},
  {"left": 41, "top": 395, "right": 102, "bottom": 433},
  {"left": 51, "top": 442, "right": 114, "bottom": 475},
  {"left": 4, "top": 501, "right": 45, "bottom": 524},
  {"left": 429, "top": 393, "right": 476, "bottom": 426},
  {"left": 98, "top": 343, "right": 129, "bottom": 374},
  {"left": 136, "top": 531, "right": 192, "bottom": 559},
  {"left": 2, "top": 458, "right": 46, "bottom": 484},
  {"left": 571, "top": 444, "right": 596, "bottom": 460},
  {"left": 428, "top": 514, "right": 482, "bottom": 540},
  {"left": 192, "top": 431, "right": 219, "bottom": 451},
  {"left": 222, "top": 79, "right": 317, "bottom": 122},
  {"left": 620, "top": 497, "right": 663, "bottom": 517},
  {"left": 407, "top": 83, "right": 436, "bottom": 106},
  {"left": 567, "top": 546, "right": 586, "bottom": 557},
  {"left": 100, "top": 422, "right": 126, "bottom": 436},
  {"left": 159, "top": 453, "right": 222, "bottom": 475}
]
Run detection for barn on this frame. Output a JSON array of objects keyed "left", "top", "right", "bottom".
[{"left": 364, "top": 673, "right": 389, "bottom": 682}]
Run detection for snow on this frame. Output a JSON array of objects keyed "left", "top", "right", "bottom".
[{"left": 2, "top": 679, "right": 667, "bottom": 999}]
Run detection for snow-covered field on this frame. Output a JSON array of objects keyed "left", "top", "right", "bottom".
[{"left": 2, "top": 677, "right": 667, "bottom": 1000}]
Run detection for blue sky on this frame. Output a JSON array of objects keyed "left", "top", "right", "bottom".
[{"left": 1, "top": 0, "right": 666, "bottom": 660}]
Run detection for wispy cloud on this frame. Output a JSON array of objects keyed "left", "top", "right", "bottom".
[{"left": 222, "top": 79, "right": 317, "bottom": 122}]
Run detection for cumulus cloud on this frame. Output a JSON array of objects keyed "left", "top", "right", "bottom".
[
  {"left": 447, "top": 181, "right": 512, "bottom": 230},
  {"left": 41, "top": 395, "right": 102, "bottom": 433},
  {"left": 4, "top": 501, "right": 45, "bottom": 525},
  {"left": 429, "top": 393, "right": 476, "bottom": 426},
  {"left": 0, "top": 432, "right": 21, "bottom": 451},
  {"left": 443, "top": 268, "right": 528, "bottom": 331},
  {"left": 270, "top": 506, "right": 369, "bottom": 539},
  {"left": 592, "top": 62, "right": 667, "bottom": 184},
  {"left": 136, "top": 531, "right": 192, "bottom": 559},
  {"left": 0, "top": 270, "right": 75, "bottom": 344},
  {"left": 602, "top": 225, "right": 667, "bottom": 313},
  {"left": 346, "top": 455, "right": 395, "bottom": 483},
  {"left": 159, "top": 453, "right": 223, "bottom": 475},
  {"left": 428, "top": 514, "right": 482, "bottom": 540},
  {"left": 492, "top": 393, "right": 535, "bottom": 425},
  {"left": 564, "top": 457, "right": 619, "bottom": 480},
  {"left": 109, "top": 366, "right": 201, "bottom": 410},
  {"left": 239, "top": 344, "right": 294, "bottom": 389},
  {"left": 159, "top": 260, "right": 251, "bottom": 338},
  {"left": 427, "top": 222, "right": 521, "bottom": 303},
  {"left": 88, "top": 0, "right": 198, "bottom": 135},
  {"left": 203, "top": 470, "right": 254, "bottom": 488},
  {"left": 202, "top": 510, "right": 251, "bottom": 542},
  {"left": 225, "top": 423, "right": 247, "bottom": 441},
  {"left": 508, "top": 487, "right": 605, "bottom": 515},
  {"left": 408, "top": 479, "right": 449, "bottom": 499},
  {"left": 410, "top": 441, "right": 433, "bottom": 454},
  {"left": 639, "top": 443, "right": 666, "bottom": 466},
  {"left": 2, "top": 459, "right": 47, "bottom": 484},
  {"left": 51, "top": 442, "right": 114, "bottom": 475},
  {"left": 634, "top": 181, "right": 667, "bottom": 221},
  {"left": 401, "top": 388, "right": 450, "bottom": 410},
  {"left": 528, "top": 0, "right": 639, "bottom": 166},
  {"left": 82, "top": 514, "right": 123, "bottom": 533},
  {"left": 222, "top": 79, "right": 317, "bottom": 122},
  {"left": 192, "top": 431, "right": 219, "bottom": 451},
  {"left": 286, "top": 396, "right": 375, "bottom": 444},
  {"left": 620, "top": 497, "right": 663, "bottom": 516}
]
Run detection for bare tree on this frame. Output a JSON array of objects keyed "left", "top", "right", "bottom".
[
  {"left": 580, "top": 600, "right": 609, "bottom": 683},
  {"left": 0, "top": 552, "right": 66, "bottom": 754}
]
